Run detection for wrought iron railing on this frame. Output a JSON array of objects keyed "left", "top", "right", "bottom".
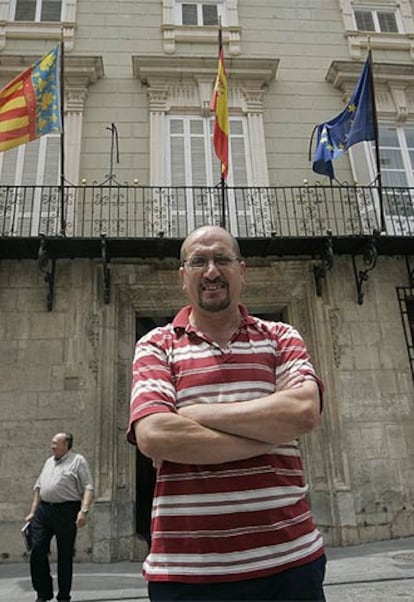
[{"left": 0, "top": 184, "right": 413, "bottom": 239}]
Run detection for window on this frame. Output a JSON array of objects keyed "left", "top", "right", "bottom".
[
  {"left": 397, "top": 287, "right": 414, "bottom": 383},
  {"left": 4, "top": 0, "right": 76, "bottom": 50},
  {"left": 339, "top": 1, "right": 414, "bottom": 59},
  {"left": 165, "top": 115, "right": 252, "bottom": 234},
  {"left": 180, "top": 2, "right": 220, "bottom": 26},
  {"left": 0, "top": 135, "right": 60, "bottom": 236},
  {"left": 168, "top": 116, "right": 249, "bottom": 187},
  {"left": 11, "top": 0, "right": 62, "bottom": 21},
  {"left": 354, "top": 8, "right": 399, "bottom": 32},
  {"left": 162, "top": 0, "right": 241, "bottom": 55}
]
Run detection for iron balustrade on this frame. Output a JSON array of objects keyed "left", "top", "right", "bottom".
[{"left": 0, "top": 184, "right": 413, "bottom": 239}]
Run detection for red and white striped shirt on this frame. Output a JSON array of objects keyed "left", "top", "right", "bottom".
[{"left": 127, "top": 304, "right": 324, "bottom": 583}]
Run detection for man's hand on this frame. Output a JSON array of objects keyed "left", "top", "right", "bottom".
[
  {"left": 24, "top": 512, "right": 35, "bottom": 522},
  {"left": 76, "top": 511, "right": 87, "bottom": 528}
]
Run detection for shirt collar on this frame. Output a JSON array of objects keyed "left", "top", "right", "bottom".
[{"left": 172, "top": 304, "right": 255, "bottom": 337}]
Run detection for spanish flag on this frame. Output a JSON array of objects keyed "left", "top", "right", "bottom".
[
  {"left": 0, "top": 45, "right": 61, "bottom": 153},
  {"left": 210, "top": 48, "right": 229, "bottom": 179}
]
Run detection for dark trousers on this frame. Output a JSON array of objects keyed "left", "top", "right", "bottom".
[
  {"left": 30, "top": 500, "right": 81, "bottom": 601},
  {"left": 148, "top": 554, "right": 326, "bottom": 602}
]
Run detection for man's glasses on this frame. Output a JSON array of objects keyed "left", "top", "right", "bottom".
[{"left": 183, "top": 255, "right": 241, "bottom": 270}]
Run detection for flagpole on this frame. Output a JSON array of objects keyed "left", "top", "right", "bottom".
[
  {"left": 59, "top": 32, "right": 66, "bottom": 236},
  {"left": 218, "top": 21, "right": 226, "bottom": 228},
  {"left": 368, "top": 47, "right": 385, "bottom": 232}
]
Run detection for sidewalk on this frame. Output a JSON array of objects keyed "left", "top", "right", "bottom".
[{"left": 0, "top": 536, "right": 413, "bottom": 601}]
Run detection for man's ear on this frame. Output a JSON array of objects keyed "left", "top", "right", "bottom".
[{"left": 179, "top": 266, "right": 186, "bottom": 290}]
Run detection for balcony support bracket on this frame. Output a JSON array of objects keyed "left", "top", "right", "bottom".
[
  {"left": 38, "top": 235, "right": 56, "bottom": 312},
  {"left": 101, "top": 234, "right": 111, "bottom": 304},
  {"left": 352, "top": 231, "right": 379, "bottom": 305},
  {"left": 314, "top": 230, "right": 333, "bottom": 297}
]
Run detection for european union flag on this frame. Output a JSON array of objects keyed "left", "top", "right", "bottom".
[{"left": 312, "top": 58, "right": 375, "bottom": 179}]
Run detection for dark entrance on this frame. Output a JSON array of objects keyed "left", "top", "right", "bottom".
[
  {"left": 135, "top": 316, "right": 173, "bottom": 543},
  {"left": 134, "top": 311, "right": 284, "bottom": 543}
]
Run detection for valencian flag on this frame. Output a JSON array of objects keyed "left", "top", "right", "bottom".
[
  {"left": 0, "top": 45, "right": 61, "bottom": 153},
  {"left": 210, "top": 47, "right": 229, "bottom": 179},
  {"left": 312, "top": 57, "right": 375, "bottom": 179}
]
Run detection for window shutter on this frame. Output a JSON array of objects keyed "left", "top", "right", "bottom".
[
  {"left": 41, "top": 0, "right": 62, "bottom": 21},
  {"left": 14, "top": 0, "right": 36, "bottom": 20},
  {"left": 43, "top": 136, "right": 60, "bottom": 185},
  {"left": 190, "top": 119, "right": 207, "bottom": 186},
  {"left": 229, "top": 120, "right": 247, "bottom": 186},
  {"left": 0, "top": 148, "right": 19, "bottom": 184},
  {"left": 170, "top": 119, "right": 186, "bottom": 186}
]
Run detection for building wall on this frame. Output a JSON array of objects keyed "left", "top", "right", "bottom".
[{"left": 0, "top": 252, "right": 413, "bottom": 561}]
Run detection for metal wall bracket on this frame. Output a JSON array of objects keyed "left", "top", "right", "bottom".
[
  {"left": 101, "top": 234, "right": 111, "bottom": 304},
  {"left": 405, "top": 256, "right": 414, "bottom": 287},
  {"left": 352, "top": 231, "right": 379, "bottom": 305},
  {"left": 38, "top": 235, "right": 56, "bottom": 312},
  {"left": 314, "top": 230, "right": 334, "bottom": 297}
]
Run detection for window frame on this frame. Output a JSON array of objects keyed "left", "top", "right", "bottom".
[
  {"left": 0, "top": 0, "right": 77, "bottom": 50},
  {"left": 174, "top": 0, "right": 224, "bottom": 27},
  {"left": 10, "top": 0, "right": 63, "bottom": 22},
  {"left": 397, "top": 286, "right": 414, "bottom": 384},
  {"left": 162, "top": 0, "right": 241, "bottom": 55},
  {"left": 353, "top": 5, "right": 401, "bottom": 33},
  {"left": 338, "top": 0, "right": 414, "bottom": 59}
]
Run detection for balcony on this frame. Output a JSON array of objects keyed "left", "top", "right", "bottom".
[{"left": 0, "top": 183, "right": 413, "bottom": 260}]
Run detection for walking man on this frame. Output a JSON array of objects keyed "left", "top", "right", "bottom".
[
  {"left": 25, "top": 432, "right": 94, "bottom": 602},
  {"left": 127, "top": 225, "right": 326, "bottom": 601}
]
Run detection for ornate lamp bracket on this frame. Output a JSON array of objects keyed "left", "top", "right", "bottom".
[
  {"left": 314, "top": 230, "right": 334, "bottom": 297},
  {"left": 405, "top": 256, "right": 414, "bottom": 287},
  {"left": 101, "top": 234, "right": 111, "bottom": 304},
  {"left": 38, "top": 235, "right": 56, "bottom": 312},
  {"left": 352, "top": 231, "right": 379, "bottom": 305}
]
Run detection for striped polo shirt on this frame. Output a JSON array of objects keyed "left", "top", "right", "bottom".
[{"left": 127, "top": 304, "right": 324, "bottom": 583}]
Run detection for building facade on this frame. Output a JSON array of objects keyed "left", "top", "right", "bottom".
[{"left": 0, "top": 0, "right": 414, "bottom": 563}]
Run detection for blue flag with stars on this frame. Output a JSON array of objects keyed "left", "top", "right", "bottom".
[{"left": 312, "top": 58, "right": 375, "bottom": 179}]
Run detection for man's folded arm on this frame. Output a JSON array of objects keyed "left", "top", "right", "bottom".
[
  {"left": 178, "top": 380, "right": 321, "bottom": 445},
  {"left": 134, "top": 412, "right": 273, "bottom": 465}
]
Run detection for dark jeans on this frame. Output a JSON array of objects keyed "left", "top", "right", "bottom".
[
  {"left": 30, "top": 500, "right": 81, "bottom": 601},
  {"left": 148, "top": 554, "right": 326, "bottom": 601}
]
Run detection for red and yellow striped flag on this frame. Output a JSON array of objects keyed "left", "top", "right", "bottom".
[
  {"left": 210, "top": 48, "right": 229, "bottom": 179},
  {"left": 0, "top": 45, "right": 61, "bottom": 153}
]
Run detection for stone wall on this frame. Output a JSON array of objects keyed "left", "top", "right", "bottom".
[{"left": 0, "top": 254, "right": 413, "bottom": 562}]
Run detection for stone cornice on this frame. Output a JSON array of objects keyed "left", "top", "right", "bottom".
[
  {"left": 326, "top": 60, "right": 414, "bottom": 90},
  {"left": 0, "top": 54, "right": 104, "bottom": 86},
  {"left": 132, "top": 55, "right": 279, "bottom": 86}
]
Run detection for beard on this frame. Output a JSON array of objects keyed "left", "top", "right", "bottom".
[{"left": 198, "top": 281, "right": 231, "bottom": 312}]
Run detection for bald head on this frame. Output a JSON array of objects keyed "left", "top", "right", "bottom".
[{"left": 180, "top": 226, "right": 241, "bottom": 263}]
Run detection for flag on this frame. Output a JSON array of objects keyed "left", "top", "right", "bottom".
[
  {"left": 312, "top": 58, "right": 375, "bottom": 179},
  {"left": 210, "top": 48, "right": 229, "bottom": 179},
  {"left": 0, "top": 45, "right": 61, "bottom": 153}
]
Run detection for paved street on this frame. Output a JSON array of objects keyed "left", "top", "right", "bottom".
[{"left": 0, "top": 536, "right": 413, "bottom": 601}]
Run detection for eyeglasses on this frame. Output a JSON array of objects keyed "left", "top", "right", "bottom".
[{"left": 183, "top": 255, "right": 241, "bottom": 270}]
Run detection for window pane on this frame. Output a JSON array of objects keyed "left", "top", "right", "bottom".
[
  {"left": 14, "top": 0, "right": 36, "bottom": 20},
  {"left": 404, "top": 128, "right": 414, "bottom": 149},
  {"left": 378, "top": 12, "right": 398, "bottom": 33},
  {"left": 182, "top": 3, "right": 198, "bottom": 25},
  {"left": 202, "top": 4, "right": 218, "bottom": 25},
  {"left": 354, "top": 10, "right": 375, "bottom": 31},
  {"left": 380, "top": 149, "right": 404, "bottom": 171},
  {"left": 170, "top": 136, "right": 185, "bottom": 186},
  {"left": 379, "top": 127, "right": 399, "bottom": 147},
  {"left": 382, "top": 171, "right": 407, "bottom": 187},
  {"left": 41, "top": 0, "right": 62, "bottom": 21}
]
